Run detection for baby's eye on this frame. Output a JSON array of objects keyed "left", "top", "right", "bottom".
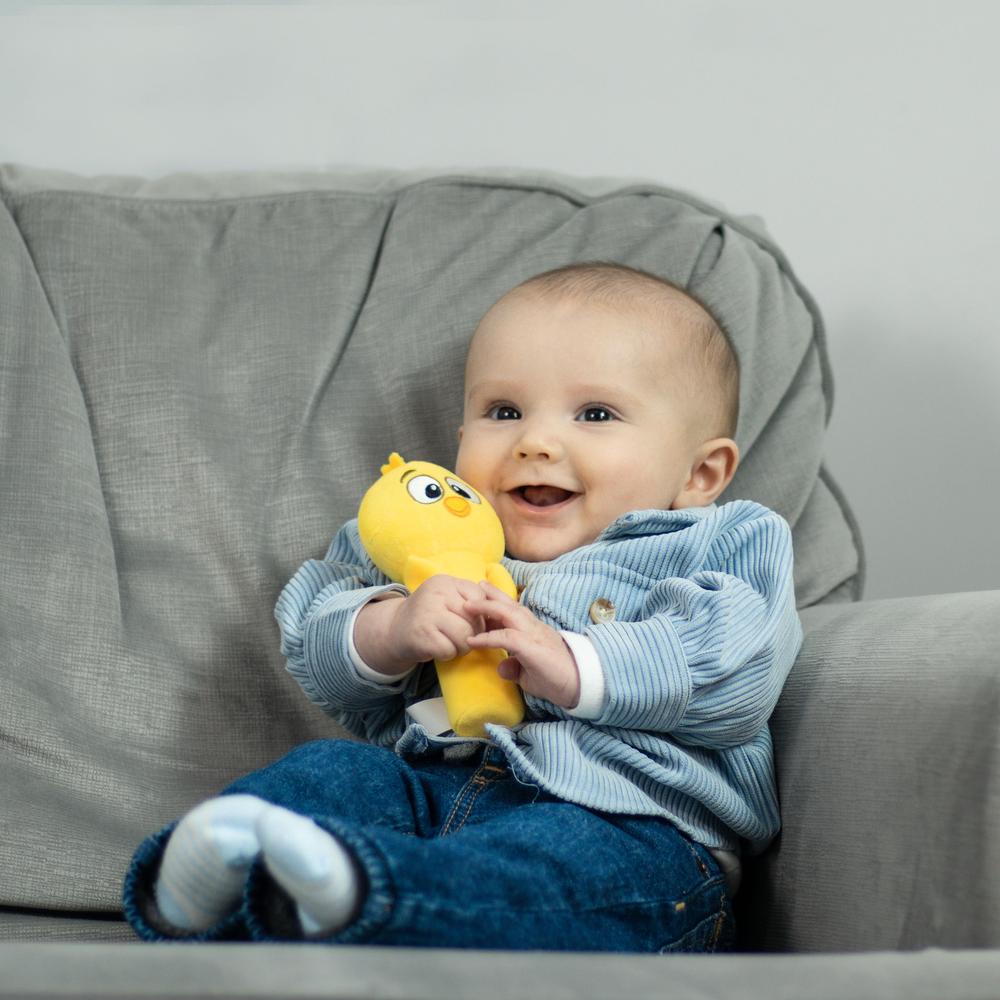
[
  {"left": 488, "top": 404, "right": 521, "bottom": 421},
  {"left": 446, "top": 477, "right": 482, "bottom": 504},
  {"left": 577, "top": 406, "right": 615, "bottom": 422}
]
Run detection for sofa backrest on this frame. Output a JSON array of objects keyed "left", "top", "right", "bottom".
[{"left": 0, "top": 165, "right": 861, "bottom": 923}]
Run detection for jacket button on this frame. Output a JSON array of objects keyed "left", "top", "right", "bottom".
[{"left": 588, "top": 598, "right": 616, "bottom": 624}]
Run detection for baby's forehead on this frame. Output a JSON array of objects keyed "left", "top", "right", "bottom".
[
  {"left": 468, "top": 311, "right": 695, "bottom": 404},
  {"left": 471, "top": 286, "right": 697, "bottom": 363}
]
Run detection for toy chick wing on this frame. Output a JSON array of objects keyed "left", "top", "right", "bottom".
[
  {"left": 402, "top": 554, "right": 442, "bottom": 593},
  {"left": 357, "top": 453, "right": 525, "bottom": 737},
  {"left": 484, "top": 561, "right": 518, "bottom": 601}
]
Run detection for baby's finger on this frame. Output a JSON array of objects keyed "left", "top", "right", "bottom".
[
  {"left": 438, "top": 577, "right": 488, "bottom": 611},
  {"left": 478, "top": 580, "right": 518, "bottom": 605},
  {"left": 464, "top": 595, "right": 523, "bottom": 628},
  {"left": 422, "top": 575, "right": 484, "bottom": 604},
  {"left": 456, "top": 577, "right": 489, "bottom": 602},
  {"left": 457, "top": 612, "right": 488, "bottom": 644},
  {"left": 466, "top": 628, "right": 514, "bottom": 651},
  {"left": 496, "top": 657, "right": 521, "bottom": 682}
]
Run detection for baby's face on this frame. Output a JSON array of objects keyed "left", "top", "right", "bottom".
[{"left": 456, "top": 292, "right": 708, "bottom": 562}]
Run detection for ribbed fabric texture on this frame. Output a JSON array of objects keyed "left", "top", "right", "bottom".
[{"left": 274, "top": 501, "right": 802, "bottom": 854}]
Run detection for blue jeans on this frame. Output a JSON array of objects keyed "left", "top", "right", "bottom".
[{"left": 123, "top": 739, "right": 734, "bottom": 952}]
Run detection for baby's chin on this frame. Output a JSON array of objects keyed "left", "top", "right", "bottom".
[{"left": 503, "top": 529, "right": 600, "bottom": 563}]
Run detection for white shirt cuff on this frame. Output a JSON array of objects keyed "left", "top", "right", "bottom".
[
  {"left": 560, "top": 631, "right": 606, "bottom": 719},
  {"left": 348, "top": 588, "right": 415, "bottom": 685}
]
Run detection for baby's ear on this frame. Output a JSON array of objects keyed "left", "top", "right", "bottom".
[
  {"left": 457, "top": 425, "right": 464, "bottom": 442},
  {"left": 676, "top": 438, "right": 739, "bottom": 508}
]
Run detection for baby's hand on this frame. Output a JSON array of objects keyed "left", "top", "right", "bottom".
[
  {"left": 356, "top": 575, "right": 486, "bottom": 677},
  {"left": 392, "top": 575, "right": 488, "bottom": 663},
  {"left": 465, "top": 582, "right": 581, "bottom": 710}
]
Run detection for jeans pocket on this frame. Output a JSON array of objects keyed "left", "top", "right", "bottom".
[
  {"left": 659, "top": 906, "right": 734, "bottom": 954},
  {"left": 657, "top": 838, "right": 735, "bottom": 954}
]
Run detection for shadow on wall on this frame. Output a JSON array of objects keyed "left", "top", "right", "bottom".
[{"left": 824, "top": 314, "right": 1000, "bottom": 600}]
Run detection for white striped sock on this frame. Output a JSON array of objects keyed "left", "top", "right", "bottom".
[
  {"left": 255, "top": 805, "right": 361, "bottom": 937},
  {"left": 154, "top": 794, "right": 269, "bottom": 932}
]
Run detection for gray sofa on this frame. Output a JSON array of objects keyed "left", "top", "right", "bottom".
[{"left": 1, "top": 165, "right": 997, "bottom": 998}]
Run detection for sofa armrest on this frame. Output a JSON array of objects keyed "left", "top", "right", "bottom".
[{"left": 742, "top": 590, "right": 1000, "bottom": 952}]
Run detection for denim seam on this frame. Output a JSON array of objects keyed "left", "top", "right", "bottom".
[
  {"left": 438, "top": 757, "right": 506, "bottom": 836},
  {"left": 679, "top": 834, "right": 721, "bottom": 884},
  {"left": 680, "top": 836, "right": 731, "bottom": 946},
  {"left": 439, "top": 779, "right": 473, "bottom": 836},
  {"left": 708, "top": 900, "right": 727, "bottom": 950},
  {"left": 442, "top": 777, "right": 487, "bottom": 835},
  {"left": 658, "top": 905, "right": 731, "bottom": 954}
]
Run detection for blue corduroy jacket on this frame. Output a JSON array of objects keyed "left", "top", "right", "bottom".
[{"left": 275, "top": 500, "right": 802, "bottom": 855}]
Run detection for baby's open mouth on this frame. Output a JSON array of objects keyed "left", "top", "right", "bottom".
[{"left": 512, "top": 485, "right": 577, "bottom": 508}]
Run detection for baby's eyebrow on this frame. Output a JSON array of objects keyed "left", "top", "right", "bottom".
[
  {"left": 465, "top": 379, "right": 517, "bottom": 400},
  {"left": 573, "top": 384, "right": 628, "bottom": 399}
]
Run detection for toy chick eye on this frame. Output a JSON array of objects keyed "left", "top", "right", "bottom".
[
  {"left": 407, "top": 475, "right": 444, "bottom": 504},
  {"left": 446, "top": 477, "right": 481, "bottom": 503}
]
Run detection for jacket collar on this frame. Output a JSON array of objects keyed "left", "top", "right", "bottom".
[
  {"left": 594, "top": 504, "right": 717, "bottom": 542},
  {"left": 503, "top": 504, "right": 718, "bottom": 572}
]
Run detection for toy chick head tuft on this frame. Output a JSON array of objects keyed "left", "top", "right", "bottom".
[
  {"left": 380, "top": 452, "right": 407, "bottom": 476},
  {"left": 358, "top": 454, "right": 505, "bottom": 584}
]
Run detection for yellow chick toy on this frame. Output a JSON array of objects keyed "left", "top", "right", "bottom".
[{"left": 357, "top": 453, "right": 525, "bottom": 737}]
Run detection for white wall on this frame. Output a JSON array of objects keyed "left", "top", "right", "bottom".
[{"left": 2, "top": 0, "right": 997, "bottom": 601}]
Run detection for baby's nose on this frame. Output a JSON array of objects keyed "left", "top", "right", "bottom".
[
  {"left": 514, "top": 429, "right": 561, "bottom": 461},
  {"left": 511, "top": 413, "right": 564, "bottom": 461}
]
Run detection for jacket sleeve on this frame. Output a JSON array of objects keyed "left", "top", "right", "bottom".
[
  {"left": 579, "top": 507, "right": 803, "bottom": 747},
  {"left": 273, "top": 519, "right": 418, "bottom": 746}
]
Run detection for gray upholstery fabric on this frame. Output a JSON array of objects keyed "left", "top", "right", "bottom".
[
  {"left": 0, "top": 165, "right": 862, "bottom": 926},
  {"left": 0, "top": 912, "right": 134, "bottom": 944},
  {"left": 744, "top": 590, "right": 1000, "bottom": 952},
  {"left": 3, "top": 943, "right": 1000, "bottom": 1000}
]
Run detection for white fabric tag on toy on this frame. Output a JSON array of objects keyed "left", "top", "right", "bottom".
[{"left": 406, "top": 697, "right": 453, "bottom": 736}]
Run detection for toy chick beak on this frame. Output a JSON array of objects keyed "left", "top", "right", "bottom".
[{"left": 444, "top": 496, "right": 471, "bottom": 518}]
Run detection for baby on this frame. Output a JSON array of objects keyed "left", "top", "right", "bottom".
[{"left": 123, "top": 262, "right": 802, "bottom": 952}]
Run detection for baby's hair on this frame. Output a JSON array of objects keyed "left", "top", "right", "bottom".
[{"left": 510, "top": 262, "right": 740, "bottom": 439}]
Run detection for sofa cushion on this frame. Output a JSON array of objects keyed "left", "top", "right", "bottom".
[{"left": 0, "top": 165, "right": 860, "bottom": 925}]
